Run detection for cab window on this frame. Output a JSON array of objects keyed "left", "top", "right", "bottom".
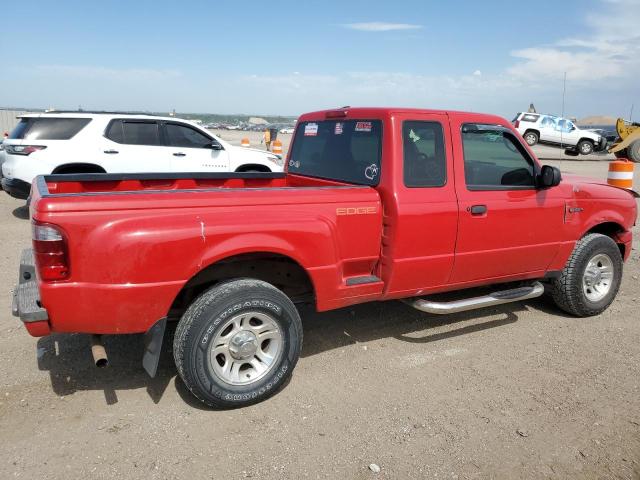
[
  {"left": 461, "top": 124, "right": 535, "bottom": 190},
  {"left": 402, "top": 121, "right": 446, "bottom": 187}
]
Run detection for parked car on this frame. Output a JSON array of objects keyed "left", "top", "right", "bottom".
[
  {"left": 13, "top": 107, "right": 637, "bottom": 408},
  {"left": 512, "top": 112, "right": 606, "bottom": 155},
  {"left": 582, "top": 124, "right": 618, "bottom": 147},
  {"left": 279, "top": 127, "right": 295, "bottom": 134},
  {"left": 1, "top": 112, "right": 284, "bottom": 199}
]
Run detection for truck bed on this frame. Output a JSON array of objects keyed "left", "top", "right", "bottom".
[{"left": 29, "top": 172, "right": 384, "bottom": 334}]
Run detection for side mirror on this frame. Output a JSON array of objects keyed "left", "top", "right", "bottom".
[
  {"left": 207, "top": 142, "right": 223, "bottom": 150},
  {"left": 538, "top": 165, "right": 562, "bottom": 188}
]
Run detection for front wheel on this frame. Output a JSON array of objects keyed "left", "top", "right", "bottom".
[
  {"left": 549, "top": 233, "right": 623, "bottom": 317},
  {"left": 577, "top": 139, "right": 594, "bottom": 155},
  {"left": 173, "top": 279, "right": 303, "bottom": 408}
]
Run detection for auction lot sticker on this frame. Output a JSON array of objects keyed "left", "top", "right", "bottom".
[
  {"left": 304, "top": 123, "right": 318, "bottom": 136},
  {"left": 334, "top": 122, "right": 343, "bottom": 135},
  {"left": 355, "top": 121, "right": 372, "bottom": 132}
]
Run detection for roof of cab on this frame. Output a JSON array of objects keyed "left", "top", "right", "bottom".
[{"left": 298, "top": 106, "right": 508, "bottom": 124}]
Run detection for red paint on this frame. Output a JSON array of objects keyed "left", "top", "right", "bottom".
[{"left": 26, "top": 108, "right": 637, "bottom": 337}]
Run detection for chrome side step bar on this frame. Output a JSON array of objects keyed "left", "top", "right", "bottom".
[{"left": 403, "top": 282, "right": 545, "bottom": 315}]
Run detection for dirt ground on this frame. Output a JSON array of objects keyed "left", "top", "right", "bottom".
[{"left": 0, "top": 160, "right": 639, "bottom": 479}]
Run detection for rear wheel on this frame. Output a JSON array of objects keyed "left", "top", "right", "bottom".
[
  {"left": 173, "top": 279, "right": 302, "bottom": 408},
  {"left": 524, "top": 131, "right": 539, "bottom": 146},
  {"left": 627, "top": 140, "right": 640, "bottom": 162},
  {"left": 549, "top": 233, "right": 623, "bottom": 317},
  {"left": 577, "top": 139, "right": 594, "bottom": 155}
]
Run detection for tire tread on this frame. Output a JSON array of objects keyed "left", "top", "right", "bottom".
[{"left": 549, "top": 233, "right": 622, "bottom": 316}]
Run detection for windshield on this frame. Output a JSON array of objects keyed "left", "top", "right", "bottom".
[{"left": 288, "top": 120, "right": 382, "bottom": 186}]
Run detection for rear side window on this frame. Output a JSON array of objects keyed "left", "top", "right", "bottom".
[
  {"left": 10, "top": 118, "right": 91, "bottom": 140},
  {"left": 402, "top": 121, "right": 446, "bottom": 187},
  {"left": 106, "top": 120, "right": 161, "bottom": 146},
  {"left": 520, "top": 114, "right": 539, "bottom": 123},
  {"left": 289, "top": 120, "right": 382, "bottom": 186},
  {"left": 165, "top": 123, "right": 212, "bottom": 148},
  {"left": 462, "top": 124, "right": 535, "bottom": 190}
]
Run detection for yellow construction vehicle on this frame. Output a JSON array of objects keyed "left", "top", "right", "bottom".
[{"left": 609, "top": 118, "right": 640, "bottom": 162}]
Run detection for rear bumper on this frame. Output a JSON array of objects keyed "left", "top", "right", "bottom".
[
  {"left": 2, "top": 177, "right": 31, "bottom": 199},
  {"left": 12, "top": 249, "right": 51, "bottom": 336}
]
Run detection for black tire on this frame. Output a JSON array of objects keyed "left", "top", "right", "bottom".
[
  {"left": 627, "top": 139, "right": 640, "bottom": 163},
  {"left": 549, "top": 233, "right": 623, "bottom": 317},
  {"left": 577, "top": 139, "right": 594, "bottom": 155},
  {"left": 614, "top": 148, "right": 628, "bottom": 159},
  {"left": 173, "top": 279, "right": 303, "bottom": 408},
  {"left": 524, "top": 130, "right": 539, "bottom": 146}
]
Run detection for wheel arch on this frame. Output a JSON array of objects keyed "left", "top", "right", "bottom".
[
  {"left": 583, "top": 221, "right": 627, "bottom": 257},
  {"left": 235, "top": 164, "right": 271, "bottom": 173},
  {"left": 168, "top": 251, "right": 316, "bottom": 318},
  {"left": 52, "top": 163, "right": 107, "bottom": 174}
]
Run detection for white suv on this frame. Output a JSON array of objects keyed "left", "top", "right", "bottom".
[
  {"left": 1, "top": 112, "right": 284, "bottom": 199},
  {"left": 512, "top": 112, "right": 606, "bottom": 155}
]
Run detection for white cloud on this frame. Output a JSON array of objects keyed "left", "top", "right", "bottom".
[
  {"left": 341, "top": 22, "right": 422, "bottom": 32},
  {"left": 507, "top": 0, "right": 640, "bottom": 83},
  {"left": 473, "top": 70, "right": 482, "bottom": 77}
]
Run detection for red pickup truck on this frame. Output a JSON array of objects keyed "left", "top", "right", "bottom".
[{"left": 13, "top": 107, "right": 637, "bottom": 408}]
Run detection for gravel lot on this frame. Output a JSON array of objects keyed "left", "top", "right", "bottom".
[{"left": 0, "top": 160, "right": 638, "bottom": 479}]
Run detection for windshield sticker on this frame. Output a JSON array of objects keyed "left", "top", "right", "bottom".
[
  {"left": 334, "top": 122, "right": 344, "bottom": 135},
  {"left": 289, "top": 160, "right": 300, "bottom": 168},
  {"left": 304, "top": 123, "right": 318, "bottom": 136},
  {"left": 364, "top": 163, "right": 379, "bottom": 181},
  {"left": 355, "top": 121, "right": 372, "bottom": 133}
]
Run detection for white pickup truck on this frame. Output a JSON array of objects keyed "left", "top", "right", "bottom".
[
  {"left": 513, "top": 112, "right": 606, "bottom": 155},
  {"left": 1, "top": 112, "right": 284, "bottom": 199}
]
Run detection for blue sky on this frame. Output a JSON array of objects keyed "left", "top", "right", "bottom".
[{"left": 1, "top": 0, "right": 638, "bottom": 119}]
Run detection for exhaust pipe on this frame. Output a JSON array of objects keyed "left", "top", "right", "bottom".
[
  {"left": 91, "top": 334, "right": 108, "bottom": 368},
  {"left": 404, "top": 282, "right": 545, "bottom": 315}
]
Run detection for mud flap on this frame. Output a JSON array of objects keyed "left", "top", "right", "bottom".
[{"left": 142, "top": 317, "right": 167, "bottom": 378}]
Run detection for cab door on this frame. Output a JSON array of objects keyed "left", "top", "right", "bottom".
[
  {"left": 164, "top": 121, "right": 230, "bottom": 172},
  {"left": 383, "top": 113, "right": 459, "bottom": 296},
  {"left": 449, "top": 115, "right": 565, "bottom": 285}
]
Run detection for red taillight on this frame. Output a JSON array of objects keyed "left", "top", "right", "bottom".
[
  {"left": 514, "top": 120, "right": 520, "bottom": 128},
  {"left": 6, "top": 145, "right": 47, "bottom": 155},
  {"left": 32, "top": 221, "right": 69, "bottom": 281}
]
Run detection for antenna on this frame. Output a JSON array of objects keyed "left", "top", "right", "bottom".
[
  {"left": 560, "top": 72, "right": 567, "bottom": 147},
  {"left": 630, "top": 103, "right": 634, "bottom": 122}
]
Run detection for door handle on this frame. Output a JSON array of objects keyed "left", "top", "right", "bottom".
[
  {"left": 469, "top": 204, "right": 487, "bottom": 215},
  {"left": 173, "top": 152, "right": 186, "bottom": 157},
  {"left": 103, "top": 149, "right": 118, "bottom": 154}
]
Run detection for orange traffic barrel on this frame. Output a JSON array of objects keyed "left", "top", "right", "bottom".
[
  {"left": 272, "top": 139, "right": 283, "bottom": 156},
  {"left": 241, "top": 137, "right": 250, "bottom": 148},
  {"left": 607, "top": 159, "right": 634, "bottom": 189}
]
